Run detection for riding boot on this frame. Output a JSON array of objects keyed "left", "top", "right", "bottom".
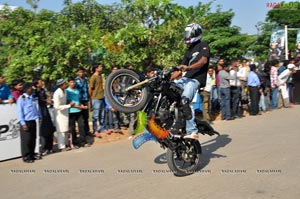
[{"left": 181, "top": 96, "right": 192, "bottom": 120}]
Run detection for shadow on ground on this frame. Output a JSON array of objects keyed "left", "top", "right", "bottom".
[{"left": 153, "top": 134, "right": 232, "bottom": 170}]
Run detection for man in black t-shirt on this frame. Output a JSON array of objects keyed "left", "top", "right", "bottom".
[{"left": 172, "top": 23, "right": 210, "bottom": 139}]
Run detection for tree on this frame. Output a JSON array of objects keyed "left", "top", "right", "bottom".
[
  {"left": 253, "top": 1, "right": 300, "bottom": 60},
  {"left": 203, "top": 7, "right": 255, "bottom": 61},
  {"left": 0, "top": 0, "right": 257, "bottom": 83},
  {"left": 267, "top": 1, "right": 300, "bottom": 28},
  {"left": 101, "top": 0, "right": 190, "bottom": 69},
  {"left": 267, "top": 1, "right": 300, "bottom": 57}
]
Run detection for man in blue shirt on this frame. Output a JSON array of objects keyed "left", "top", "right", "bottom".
[
  {"left": 67, "top": 77, "right": 89, "bottom": 148},
  {"left": 247, "top": 64, "right": 261, "bottom": 115},
  {"left": 0, "top": 74, "right": 14, "bottom": 104},
  {"left": 75, "top": 67, "right": 90, "bottom": 136},
  {"left": 17, "top": 83, "right": 41, "bottom": 163}
]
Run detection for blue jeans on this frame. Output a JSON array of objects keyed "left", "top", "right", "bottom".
[
  {"left": 230, "top": 87, "right": 240, "bottom": 117},
  {"left": 210, "top": 86, "right": 220, "bottom": 113},
  {"left": 259, "top": 94, "right": 266, "bottom": 112},
  {"left": 220, "top": 87, "right": 231, "bottom": 120},
  {"left": 105, "top": 110, "right": 120, "bottom": 130},
  {"left": 92, "top": 99, "right": 106, "bottom": 133},
  {"left": 174, "top": 77, "right": 200, "bottom": 134},
  {"left": 271, "top": 87, "right": 278, "bottom": 109}
]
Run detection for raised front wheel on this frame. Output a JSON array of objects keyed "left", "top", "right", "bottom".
[{"left": 104, "top": 69, "right": 149, "bottom": 113}]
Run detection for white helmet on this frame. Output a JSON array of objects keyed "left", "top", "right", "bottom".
[{"left": 184, "top": 23, "right": 202, "bottom": 44}]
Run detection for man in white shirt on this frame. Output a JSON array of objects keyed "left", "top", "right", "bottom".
[
  {"left": 278, "top": 64, "right": 296, "bottom": 107},
  {"left": 239, "top": 58, "right": 250, "bottom": 104},
  {"left": 200, "top": 66, "right": 215, "bottom": 122},
  {"left": 53, "top": 79, "right": 75, "bottom": 151}
]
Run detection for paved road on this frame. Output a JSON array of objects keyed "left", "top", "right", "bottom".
[{"left": 1, "top": 106, "right": 300, "bottom": 199}]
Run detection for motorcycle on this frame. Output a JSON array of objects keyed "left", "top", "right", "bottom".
[{"left": 104, "top": 67, "right": 219, "bottom": 176}]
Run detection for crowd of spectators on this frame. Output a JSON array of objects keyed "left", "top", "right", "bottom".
[
  {"left": 0, "top": 64, "right": 136, "bottom": 163},
  {"left": 1, "top": 57, "right": 299, "bottom": 163},
  {"left": 197, "top": 57, "right": 300, "bottom": 123}
]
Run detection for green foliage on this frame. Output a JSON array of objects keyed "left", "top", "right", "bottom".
[
  {"left": 267, "top": 1, "right": 300, "bottom": 28},
  {"left": 0, "top": 0, "right": 255, "bottom": 83},
  {"left": 203, "top": 9, "right": 255, "bottom": 61}
]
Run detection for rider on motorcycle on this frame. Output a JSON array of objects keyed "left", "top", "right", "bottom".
[{"left": 171, "top": 23, "right": 210, "bottom": 139}]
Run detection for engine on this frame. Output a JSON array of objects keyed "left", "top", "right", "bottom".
[{"left": 155, "top": 97, "right": 174, "bottom": 129}]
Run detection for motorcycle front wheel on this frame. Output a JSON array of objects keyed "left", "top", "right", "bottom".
[
  {"left": 166, "top": 139, "right": 202, "bottom": 176},
  {"left": 104, "top": 69, "right": 149, "bottom": 113}
]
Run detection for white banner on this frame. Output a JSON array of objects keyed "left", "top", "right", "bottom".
[
  {"left": 270, "top": 29, "right": 285, "bottom": 48},
  {"left": 269, "top": 29, "right": 285, "bottom": 60},
  {"left": 0, "top": 103, "right": 39, "bottom": 161}
]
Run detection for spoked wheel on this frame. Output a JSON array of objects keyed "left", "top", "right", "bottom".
[
  {"left": 104, "top": 69, "right": 149, "bottom": 113},
  {"left": 166, "top": 139, "right": 202, "bottom": 176}
]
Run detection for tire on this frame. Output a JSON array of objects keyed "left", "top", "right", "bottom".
[
  {"left": 166, "top": 139, "right": 202, "bottom": 176},
  {"left": 104, "top": 69, "right": 149, "bottom": 113}
]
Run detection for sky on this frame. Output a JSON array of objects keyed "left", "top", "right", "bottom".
[{"left": 0, "top": 0, "right": 294, "bottom": 34}]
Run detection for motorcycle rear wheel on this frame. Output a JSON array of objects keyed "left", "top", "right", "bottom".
[
  {"left": 166, "top": 139, "right": 202, "bottom": 176},
  {"left": 104, "top": 69, "right": 149, "bottom": 113}
]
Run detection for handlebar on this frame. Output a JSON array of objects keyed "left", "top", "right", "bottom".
[
  {"left": 158, "top": 66, "right": 181, "bottom": 79},
  {"left": 124, "top": 66, "right": 181, "bottom": 92}
]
